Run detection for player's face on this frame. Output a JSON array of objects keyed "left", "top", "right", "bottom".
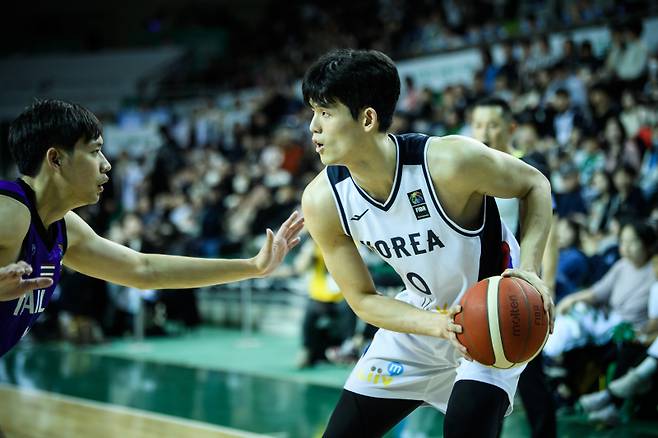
[
  {"left": 471, "top": 107, "right": 511, "bottom": 152},
  {"left": 61, "top": 135, "right": 111, "bottom": 204},
  {"left": 308, "top": 100, "right": 364, "bottom": 165}
]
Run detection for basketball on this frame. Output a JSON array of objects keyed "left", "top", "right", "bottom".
[{"left": 454, "top": 276, "right": 549, "bottom": 369}]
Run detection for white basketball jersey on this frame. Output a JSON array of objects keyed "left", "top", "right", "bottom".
[{"left": 326, "top": 133, "right": 519, "bottom": 312}]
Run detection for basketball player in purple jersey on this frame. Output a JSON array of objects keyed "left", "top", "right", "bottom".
[{"left": 0, "top": 99, "right": 304, "bottom": 359}]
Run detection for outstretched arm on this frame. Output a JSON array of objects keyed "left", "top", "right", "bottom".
[{"left": 63, "top": 211, "right": 304, "bottom": 290}]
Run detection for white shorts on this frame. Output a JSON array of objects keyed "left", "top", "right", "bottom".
[{"left": 344, "top": 292, "right": 525, "bottom": 416}]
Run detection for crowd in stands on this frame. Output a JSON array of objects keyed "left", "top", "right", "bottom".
[
  {"left": 163, "top": 0, "right": 646, "bottom": 91},
  {"left": 2, "top": 9, "right": 658, "bottom": 427}
]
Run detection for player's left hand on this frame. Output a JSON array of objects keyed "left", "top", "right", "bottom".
[
  {"left": 252, "top": 211, "right": 304, "bottom": 277},
  {"left": 502, "top": 269, "right": 555, "bottom": 334}
]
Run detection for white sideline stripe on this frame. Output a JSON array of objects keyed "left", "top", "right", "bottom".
[
  {"left": 487, "top": 276, "right": 514, "bottom": 369},
  {"left": 0, "top": 383, "right": 273, "bottom": 438}
]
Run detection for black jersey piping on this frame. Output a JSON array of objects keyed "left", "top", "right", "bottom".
[
  {"left": 325, "top": 169, "right": 352, "bottom": 237},
  {"left": 348, "top": 134, "right": 402, "bottom": 212},
  {"left": 420, "top": 139, "right": 485, "bottom": 237},
  {"left": 16, "top": 179, "right": 62, "bottom": 251},
  {"left": 0, "top": 188, "right": 28, "bottom": 207}
]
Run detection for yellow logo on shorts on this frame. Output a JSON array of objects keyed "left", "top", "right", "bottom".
[{"left": 356, "top": 365, "right": 395, "bottom": 386}]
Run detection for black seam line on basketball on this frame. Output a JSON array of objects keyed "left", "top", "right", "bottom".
[
  {"left": 509, "top": 278, "right": 531, "bottom": 363},
  {"left": 515, "top": 277, "right": 533, "bottom": 362},
  {"left": 482, "top": 279, "right": 494, "bottom": 365},
  {"left": 347, "top": 134, "right": 402, "bottom": 212},
  {"left": 462, "top": 281, "right": 486, "bottom": 365},
  {"left": 501, "top": 278, "right": 521, "bottom": 363},
  {"left": 419, "top": 141, "right": 483, "bottom": 237},
  {"left": 326, "top": 168, "right": 352, "bottom": 237}
]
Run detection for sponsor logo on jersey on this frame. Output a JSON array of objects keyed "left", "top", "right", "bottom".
[{"left": 407, "top": 189, "right": 430, "bottom": 220}]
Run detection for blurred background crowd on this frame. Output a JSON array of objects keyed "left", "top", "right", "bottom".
[{"left": 1, "top": 0, "right": 658, "bottom": 428}]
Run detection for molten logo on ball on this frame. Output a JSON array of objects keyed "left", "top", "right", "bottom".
[
  {"left": 509, "top": 295, "right": 521, "bottom": 337},
  {"left": 454, "top": 276, "right": 550, "bottom": 368}
]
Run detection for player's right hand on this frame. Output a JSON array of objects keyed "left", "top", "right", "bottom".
[
  {"left": 440, "top": 305, "right": 472, "bottom": 361},
  {"left": 0, "top": 261, "right": 53, "bottom": 302}
]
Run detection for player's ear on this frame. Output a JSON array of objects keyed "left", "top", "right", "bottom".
[
  {"left": 362, "top": 107, "right": 378, "bottom": 132},
  {"left": 46, "top": 147, "right": 63, "bottom": 169}
]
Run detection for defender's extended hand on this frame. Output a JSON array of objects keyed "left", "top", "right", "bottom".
[
  {"left": 253, "top": 211, "right": 304, "bottom": 277},
  {"left": 0, "top": 262, "right": 53, "bottom": 302}
]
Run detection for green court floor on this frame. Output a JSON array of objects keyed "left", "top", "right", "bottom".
[{"left": 1, "top": 327, "right": 657, "bottom": 437}]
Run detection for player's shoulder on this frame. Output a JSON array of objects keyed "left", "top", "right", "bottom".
[
  {"left": 302, "top": 168, "right": 333, "bottom": 210},
  {"left": 0, "top": 193, "right": 30, "bottom": 245},
  {"left": 301, "top": 169, "right": 344, "bottom": 235},
  {"left": 426, "top": 135, "right": 486, "bottom": 174},
  {"left": 427, "top": 134, "right": 483, "bottom": 153}
]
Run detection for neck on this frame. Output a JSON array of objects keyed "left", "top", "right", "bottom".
[
  {"left": 347, "top": 132, "right": 397, "bottom": 202},
  {"left": 21, "top": 175, "right": 72, "bottom": 227}
]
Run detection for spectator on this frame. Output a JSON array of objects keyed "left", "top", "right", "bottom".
[
  {"left": 615, "top": 20, "right": 649, "bottom": 89},
  {"left": 291, "top": 238, "right": 355, "bottom": 368},
  {"left": 555, "top": 218, "right": 589, "bottom": 302},
  {"left": 608, "top": 164, "right": 647, "bottom": 221},
  {"left": 578, "top": 255, "right": 658, "bottom": 424},
  {"left": 547, "top": 220, "right": 658, "bottom": 358},
  {"left": 585, "top": 170, "right": 615, "bottom": 235},
  {"left": 547, "top": 88, "right": 587, "bottom": 146}
]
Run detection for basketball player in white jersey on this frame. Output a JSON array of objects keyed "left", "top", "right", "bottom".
[
  {"left": 301, "top": 49, "right": 554, "bottom": 437},
  {"left": 472, "top": 97, "right": 557, "bottom": 438}
]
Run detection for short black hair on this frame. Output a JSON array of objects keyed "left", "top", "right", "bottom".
[
  {"left": 302, "top": 49, "right": 400, "bottom": 131},
  {"left": 620, "top": 219, "right": 658, "bottom": 258},
  {"left": 555, "top": 88, "right": 570, "bottom": 98},
  {"left": 473, "top": 96, "right": 513, "bottom": 121},
  {"left": 8, "top": 99, "right": 102, "bottom": 176}
]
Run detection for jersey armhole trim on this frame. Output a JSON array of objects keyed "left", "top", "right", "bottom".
[
  {"left": 421, "top": 139, "right": 485, "bottom": 237},
  {"left": 0, "top": 189, "right": 29, "bottom": 208},
  {"left": 324, "top": 171, "right": 352, "bottom": 237},
  {"left": 60, "top": 218, "right": 68, "bottom": 254}
]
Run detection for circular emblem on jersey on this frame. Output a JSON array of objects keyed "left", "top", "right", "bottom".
[{"left": 387, "top": 361, "right": 404, "bottom": 376}]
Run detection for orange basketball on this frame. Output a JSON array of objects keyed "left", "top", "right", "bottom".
[{"left": 454, "top": 276, "right": 549, "bottom": 368}]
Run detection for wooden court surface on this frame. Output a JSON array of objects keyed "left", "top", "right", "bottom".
[{"left": 0, "top": 384, "right": 271, "bottom": 438}]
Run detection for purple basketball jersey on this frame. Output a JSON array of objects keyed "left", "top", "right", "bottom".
[{"left": 0, "top": 179, "right": 66, "bottom": 357}]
